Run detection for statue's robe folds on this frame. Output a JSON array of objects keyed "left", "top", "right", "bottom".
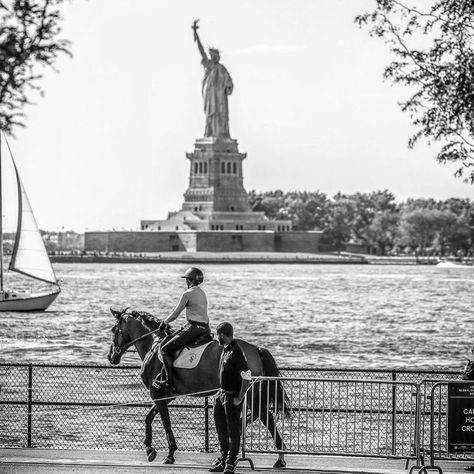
[{"left": 201, "top": 59, "right": 233, "bottom": 139}]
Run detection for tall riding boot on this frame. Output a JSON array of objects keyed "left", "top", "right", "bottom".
[
  {"left": 159, "top": 353, "right": 175, "bottom": 392},
  {"left": 163, "top": 353, "right": 173, "bottom": 385}
]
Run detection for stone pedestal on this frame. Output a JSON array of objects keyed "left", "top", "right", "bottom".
[
  {"left": 183, "top": 138, "right": 250, "bottom": 215},
  {"left": 140, "top": 136, "right": 292, "bottom": 233}
]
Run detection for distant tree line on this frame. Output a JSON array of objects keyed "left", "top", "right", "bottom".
[
  {"left": 248, "top": 190, "right": 474, "bottom": 256},
  {"left": 3, "top": 230, "right": 83, "bottom": 254}
]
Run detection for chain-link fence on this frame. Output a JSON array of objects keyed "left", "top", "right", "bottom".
[
  {"left": 0, "top": 363, "right": 463, "bottom": 455},
  {"left": 0, "top": 363, "right": 217, "bottom": 451}
]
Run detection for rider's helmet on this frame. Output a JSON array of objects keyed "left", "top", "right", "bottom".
[{"left": 180, "top": 267, "right": 204, "bottom": 285}]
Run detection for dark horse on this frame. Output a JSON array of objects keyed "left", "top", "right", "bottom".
[{"left": 107, "top": 308, "right": 290, "bottom": 467}]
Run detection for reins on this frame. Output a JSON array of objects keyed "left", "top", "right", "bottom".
[{"left": 113, "top": 313, "right": 171, "bottom": 355}]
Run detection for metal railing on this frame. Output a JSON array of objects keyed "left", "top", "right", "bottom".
[
  {"left": 0, "top": 363, "right": 216, "bottom": 451},
  {"left": 241, "top": 376, "right": 422, "bottom": 463},
  {"left": 416, "top": 380, "right": 474, "bottom": 473},
  {"left": 0, "top": 363, "right": 464, "bottom": 457}
]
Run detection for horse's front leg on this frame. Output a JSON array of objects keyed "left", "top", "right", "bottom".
[
  {"left": 158, "top": 400, "right": 177, "bottom": 464},
  {"left": 144, "top": 403, "right": 160, "bottom": 462}
]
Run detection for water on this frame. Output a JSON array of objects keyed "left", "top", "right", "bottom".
[{"left": 0, "top": 263, "right": 472, "bottom": 370}]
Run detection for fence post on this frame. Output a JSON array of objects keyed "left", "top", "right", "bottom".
[
  {"left": 391, "top": 370, "right": 397, "bottom": 455},
  {"left": 204, "top": 396, "right": 209, "bottom": 452},
  {"left": 27, "top": 363, "right": 33, "bottom": 448}
]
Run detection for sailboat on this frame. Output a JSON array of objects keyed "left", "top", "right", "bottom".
[{"left": 0, "top": 133, "right": 60, "bottom": 311}]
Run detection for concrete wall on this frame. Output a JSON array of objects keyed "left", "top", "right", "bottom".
[
  {"left": 84, "top": 232, "right": 186, "bottom": 252},
  {"left": 84, "top": 230, "right": 322, "bottom": 253},
  {"left": 178, "top": 232, "right": 197, "bottom": 252},
  {"left": 84, "top": 232, "right": 109, "bottom": 252},
  {"left": 275, "top": 231, "right": 321, "bottom": 253},
  {"left": 195, "top": 231, "right": 274, "bottom": 252}
]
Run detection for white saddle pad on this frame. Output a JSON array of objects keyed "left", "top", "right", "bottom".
[{"left": 174, "top": 341, "right": 214, "bottom": 369}]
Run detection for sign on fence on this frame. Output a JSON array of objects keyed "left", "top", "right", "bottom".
[{"left": 448, "top": 382, "right": 474, "bottom": 452}]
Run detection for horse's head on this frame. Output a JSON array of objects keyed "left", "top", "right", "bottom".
[
  {"left": 107, "top": 307, "right": 171, "bottom": 364},
  {"left": 108, "top": 307, "right": 132, "bottom": 365}
]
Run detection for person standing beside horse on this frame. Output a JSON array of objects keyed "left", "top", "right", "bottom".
[
  {"left": 209, "top": 322, "right": 251, "bottom": 474},
  {"left": 153, "top": 267, "right": 210, "bottom": 392}
]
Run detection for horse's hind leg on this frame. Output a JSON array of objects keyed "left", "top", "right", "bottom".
[
  {"left": 158, "top": 401, "right": 177, "bottom": 464},
  {"left": 257, "top": 407, "right": 287, "bottom": 468},
  {"left": 144, "top": 403, "right": 160, "bottom": 462}
]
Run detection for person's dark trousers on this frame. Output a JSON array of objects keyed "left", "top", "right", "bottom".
[
  {"left": 213, "top": 391, "right": 243, "bottom": 467},
  {"left": 158, "top": 324, "right": 208, "bottom": 386}
]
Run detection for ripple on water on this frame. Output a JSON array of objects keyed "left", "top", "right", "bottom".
[{"left": 0, "top": 263, "right": 472, "bottom": 370}]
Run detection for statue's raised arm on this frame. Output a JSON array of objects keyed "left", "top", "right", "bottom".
[
  {"left": 191, "top": 20, "right": 233, "bottom": 139},
  {"left": 192, "top": 20, "right": 208, "bottom": 63}
]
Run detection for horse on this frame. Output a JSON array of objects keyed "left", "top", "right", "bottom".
[{"left": 107, "top": 308, "right": 290, "bottom": 468}]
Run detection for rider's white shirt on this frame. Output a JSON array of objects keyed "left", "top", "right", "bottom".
[{"left": 167, "top": 285, "right": 209, "bottom": 324}]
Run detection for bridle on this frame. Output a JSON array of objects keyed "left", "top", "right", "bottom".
[{"left": 111, "top": 309, "right": 171, "bottom": 356}]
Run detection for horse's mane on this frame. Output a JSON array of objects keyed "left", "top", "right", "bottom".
[{"left": 128, "top": 310, "right": 161, "bottom": 332}]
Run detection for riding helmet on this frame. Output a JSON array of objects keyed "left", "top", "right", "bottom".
[{"left": 181, "top": 267, "right": 204, "bottom": 284}]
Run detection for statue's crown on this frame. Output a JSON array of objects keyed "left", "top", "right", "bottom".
[{"left": 209, "top": 47, "right": 220, "bottom": 56}]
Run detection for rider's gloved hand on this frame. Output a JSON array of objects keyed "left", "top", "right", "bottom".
[{"left": 158, "top": 321, "right": 169, "bottom": 332}]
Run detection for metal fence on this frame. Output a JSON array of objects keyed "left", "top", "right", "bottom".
[
  {"left": 419, "top": 380, "right": 474, "bottom": 467},
  {"left": 0, "top": 363, "right": 215, "bottom": 451},
  {"left": 0, "top": 363, "right": 464, "bottom": 458},
  {"left": 242, "top": 377, "right": 421, "bottom": 461}
]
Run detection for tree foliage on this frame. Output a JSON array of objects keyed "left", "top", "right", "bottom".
[
  {"left": 0, "top": 0, "right": 70, "bottom": 133},
  {"left": 356, "top": 0, "right": 474, "bottom": 183},
  {"left": 249, "top": 189, "right": 474, "bottom": 256}
]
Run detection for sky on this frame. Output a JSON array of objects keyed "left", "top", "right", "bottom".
[{"left": 3, "top": 0, "right": 474, "bottom": 232}]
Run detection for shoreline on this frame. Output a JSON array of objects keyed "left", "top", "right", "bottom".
[{"left": 49, "top": 252, "right": 442, "bottom": 265}]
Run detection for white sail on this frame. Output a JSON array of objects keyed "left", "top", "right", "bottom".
[{"left": 9, "top": 160, "right": 58, "bottom": 285}]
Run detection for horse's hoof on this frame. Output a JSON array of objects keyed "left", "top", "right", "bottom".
[
  {"left": 162, "top": 455, "right": 175, "bottom": 464},
  {"left": 146, "top": 447, "right": 157, "bottom": 462},
  {"left": 273, "top": 458, "right": 287, "bottom": 468}
]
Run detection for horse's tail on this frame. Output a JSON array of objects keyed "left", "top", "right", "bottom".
[{"left": 257, "top": 347, "right": 292, "bottom": 419}]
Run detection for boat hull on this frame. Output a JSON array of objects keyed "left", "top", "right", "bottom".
[
  {"left": 436, "top": 261, "right": 473, "bottom": 268},
  {"left": 0, "top": 289, "right": 60, "bottom": 312}
]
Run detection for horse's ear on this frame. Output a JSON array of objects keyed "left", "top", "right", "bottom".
[
  {"left": 110, "top": 306, "right": 130, "bottom": 319},
  {"left": 110, "top": 307, "right": 121, "bottom": 319}
]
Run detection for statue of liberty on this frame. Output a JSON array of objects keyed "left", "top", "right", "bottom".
[{"left": 192, "top": 20, "right": 233, "bottom": 139}]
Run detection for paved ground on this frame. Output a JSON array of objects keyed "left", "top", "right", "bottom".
[{"left": 1, "top": 448, "right": 473, "bottom": 474}]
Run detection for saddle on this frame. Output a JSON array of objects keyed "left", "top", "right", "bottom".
[
  {"left": 143, "top": 332, "right": 215, "bottom": 375},
  {"left": 186, "top": 331, "right": 214, "bottom": 348}
]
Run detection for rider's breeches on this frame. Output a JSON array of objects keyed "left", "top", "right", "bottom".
[
  {"left": 213, "top": 391, "right": 243, "bottom": 466},
  {"left": 160, "top": 323, "right": 209, "bottom": 354},
  {"left": 159, "top": 323, "right": 209, "bottom": 382}
]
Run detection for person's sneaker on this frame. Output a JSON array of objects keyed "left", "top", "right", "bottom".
[
  {"left": 464, "top": 465, "right": 474, "bottom": 471},
  {"left": 223, "top": 463, "right": 236, "bottom": 474},
  {"left": 208, "top": 463, "right": 225, "bottom": 473}
]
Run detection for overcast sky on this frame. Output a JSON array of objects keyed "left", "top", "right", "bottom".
[{"left": 3, "top": 0, "right": 473, "bottom": 232}]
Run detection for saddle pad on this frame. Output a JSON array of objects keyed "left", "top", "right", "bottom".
[{"left": 173, "top": 341, "right": 214, "bottom": 369}]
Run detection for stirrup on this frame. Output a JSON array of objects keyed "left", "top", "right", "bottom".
[
  {"left": 152, "top": 376, "right": 166, "bottom": 389},
  {"left": 153, "top": 379, "right": 175, "bottom": 393}
]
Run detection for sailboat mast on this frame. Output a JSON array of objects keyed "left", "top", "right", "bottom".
[{"left": 0, "top": 132, "right": 3, "bottom": 293}]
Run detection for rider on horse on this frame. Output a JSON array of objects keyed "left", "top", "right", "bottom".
[{"left": 153, "top": 267, "right": 210, "bottom": 392}]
